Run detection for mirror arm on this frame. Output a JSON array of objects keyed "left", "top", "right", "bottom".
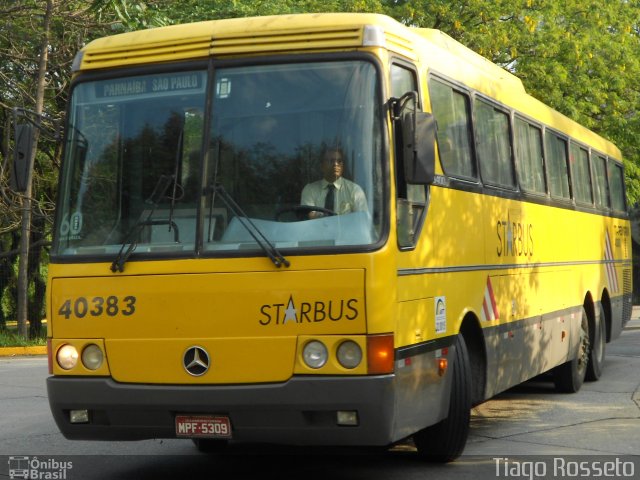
[{"left": 389, "top": 91, "right": 419, "bottom": 121}]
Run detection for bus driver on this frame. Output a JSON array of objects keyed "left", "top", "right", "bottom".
[{"left": 301, "top": 147, "right": 368, "bottom": 218}]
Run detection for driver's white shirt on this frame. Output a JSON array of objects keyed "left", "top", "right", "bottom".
[{"left": 300, "top": 177, "right": 367, "bottom": 215}]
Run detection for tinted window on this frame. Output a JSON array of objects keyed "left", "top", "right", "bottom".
[
  {"left": 593, "top": 155, "right": 609, "bottom": 208},
  {"left": 514, "top": 118, "right": 545, "bottom": 193},
  {"left": 545, "top": 132, "right": 570, "bottom": 199},
  {"left": 392, "top": 64, "right": 425, "bottom": 248},
  {"left": 429, "top": 79, "right": 476, "bottom": 179},
  {"left": 570, "top": 143, "right": 593, "bottom": 204},
  {"left": 475, "top": 100, "right": 514, "bottom": 187},
  {"left": 609, "top": 162, "right": 626, "bottom": 211}
]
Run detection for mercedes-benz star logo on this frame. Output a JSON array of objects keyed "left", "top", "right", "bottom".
[{"left": 183, "top": 346, "right": 210, "bottom": 376}]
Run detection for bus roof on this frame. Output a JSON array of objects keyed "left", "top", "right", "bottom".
[
  {"left": 75, "top": 12, "right": 621, "bottom": 160},
  {"left": 75, "top": 13, "right": 405, "bottom": 70}
]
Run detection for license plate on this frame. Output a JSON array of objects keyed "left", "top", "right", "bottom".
[{"left": 175, "top": 415, "right": 232, "bottom": 439}]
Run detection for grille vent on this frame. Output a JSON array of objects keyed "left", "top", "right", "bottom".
[
  {"left": 623, "top": 268, "right": 632, "bottom": 294},
  {"left": 622, "top": 268, "right": 632, "bottom": 325},
  {"left": 82, "top": 36, "right": 214, "bottom": 69},
  {"left": 210, "top": 27, "right": 363, "bottom": 56}
]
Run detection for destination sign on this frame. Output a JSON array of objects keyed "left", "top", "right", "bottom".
[{"left": 97, "top": 72, "right": 205, "bottom": 98}]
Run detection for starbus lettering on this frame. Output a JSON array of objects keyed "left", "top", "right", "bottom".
[
  {"left": 259, "top": 295, "right": 359, "bottom": 326},
  {"left": 496, "top": 214, "right": 534, "bottom": 258}
]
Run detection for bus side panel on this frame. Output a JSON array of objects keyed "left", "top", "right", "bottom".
[
  {"left": 486, "top": 270, "right": 579, "bottom": 395},
  {"left": 393, "top": 298, "right": 454, "bottom": 440},
  {"left": 606, "top": 219, "right": 633, "bottom": 340}
]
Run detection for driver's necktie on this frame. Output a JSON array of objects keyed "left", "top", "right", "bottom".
[{"left": 324, "top": 184, "right": 335, "bottom": 211}]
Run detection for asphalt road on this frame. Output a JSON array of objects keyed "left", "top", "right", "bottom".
[{"left": 1, "top": 320, "right": 638, "bottom": 480}]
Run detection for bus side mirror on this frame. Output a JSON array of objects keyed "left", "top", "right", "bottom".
[
  {"left": 11, "top": 123, "right": 34, "bottom": 193},
  {"left": 401, "top": 111, "right": 436, "bottom": 185}
]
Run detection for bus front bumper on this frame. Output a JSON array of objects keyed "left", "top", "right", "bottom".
[{"left": 46, "top": 375, "right": 397, "bottom": 446}]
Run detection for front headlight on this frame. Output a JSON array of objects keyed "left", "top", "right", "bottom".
[
  {"left": 56, "top": 344, "right": 79, "bottom": 370},
  {"left": 302, "top": 340, "right": 328, "bottom": 369},
  {"left": 337, "top": 340, "right": 363, "bottom": 369},
  {"left": 81, "top": 344, "right": 104, "bottom": 370}
]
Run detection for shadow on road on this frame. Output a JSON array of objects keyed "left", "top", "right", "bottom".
[{"left": 71, "top": 447, "right": 478, "bottom": 480}]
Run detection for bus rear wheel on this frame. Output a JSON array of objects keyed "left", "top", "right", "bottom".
[
  {"left": 586, "top": 302, "right": 606, "bottom": 381},
  {"left": 553, "top": 307, "right": 589, "bottom": 393},
  {"left": 413, "top": 334, "right": 471, "bottom": 463}
]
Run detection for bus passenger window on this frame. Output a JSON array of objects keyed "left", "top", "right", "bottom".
[
  {"left": 593, "top": 155, "right": 610, "bottom": 208},
  {"left": 429, "top": 79, "right": 475, "bottom": 179},
  {"left": 570, "top": 143, "right": 593, "bottom": 204},
  {"left": 514, "top": 118, "right": 545, "bottom": 194},
  {"left": 545, "top": 132, "right": 571, "bottom": 199},
  {"left": 609, "top": 163, "right": 626, "bottom": 211},
  {"left": 474, "top": 100, "right": 514, "bottom": 188}
]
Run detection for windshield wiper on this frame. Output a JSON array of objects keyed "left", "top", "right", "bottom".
[
  {"left": 110, "top": 174, "right": 174, "bottom": 273},
  {"left": 210, "top": 183, "right": 290, "bottom": 268}
]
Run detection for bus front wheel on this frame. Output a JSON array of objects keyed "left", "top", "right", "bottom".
[{"left": 413, "top": 334, "right": 471, "bottom": 463}]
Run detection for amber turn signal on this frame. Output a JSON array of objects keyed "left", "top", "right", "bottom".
[
  {"left": 437, "top": 358, "right": 448, "bottom": 376},
  {"left": 367, "top": 334, "right": 394, "bottom": 374}
]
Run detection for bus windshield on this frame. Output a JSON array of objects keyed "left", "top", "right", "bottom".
[{"left": 53, "top": 60, "right": 385, "bottom": 259}]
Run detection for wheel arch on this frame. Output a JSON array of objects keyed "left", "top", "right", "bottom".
[{"left": 459, "top": 311, "right": 487, "bottom": 406}]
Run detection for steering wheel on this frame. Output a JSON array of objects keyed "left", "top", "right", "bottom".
[{"left": 275, "top": 205, "right": 336, "bottom": 222}]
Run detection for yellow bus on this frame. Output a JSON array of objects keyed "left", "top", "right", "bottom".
[{"left": 46, "top": 13, "right": 632, "bottom": 462}]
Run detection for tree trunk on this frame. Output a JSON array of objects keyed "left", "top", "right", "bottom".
[
  {"left": 28, "top": 215, "right": 45, "bottom": 338},
  {"left": 16, "top": 0, "right": 52, "bottom": 337}
]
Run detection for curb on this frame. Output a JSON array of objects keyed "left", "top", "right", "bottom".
[{"left": 0, "top": 346, "right": 47, "bottom": 357}]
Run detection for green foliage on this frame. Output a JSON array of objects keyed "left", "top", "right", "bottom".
[
  {"left": 382, "top": 0, "right": 640, "bottom": 205},
  {"left": 89, "top": 0, "right": 172, "bottom": 30},
  {"left": 0, "top": 327, "right": 46, "bottom": 347},
  {"left": 148, "top": 0, "right": 383, "bottom": 23}
]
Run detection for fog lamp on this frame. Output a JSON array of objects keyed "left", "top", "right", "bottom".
[
  {"left": 69, "top": 409, "right": 89, "bottom": 424},
  {"left": 337, "top": 410, "right": 359, "bottom": 426}
]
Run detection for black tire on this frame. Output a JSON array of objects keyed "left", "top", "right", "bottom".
[
  {"left": 586, "top": 303, "right": 606, "bottom": 381},
  {"left": 413, "top": 334, "right": 471, "bottom": 463},
  {"left": 553, "top": 306, "right": 589, "bottom": 393}
]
